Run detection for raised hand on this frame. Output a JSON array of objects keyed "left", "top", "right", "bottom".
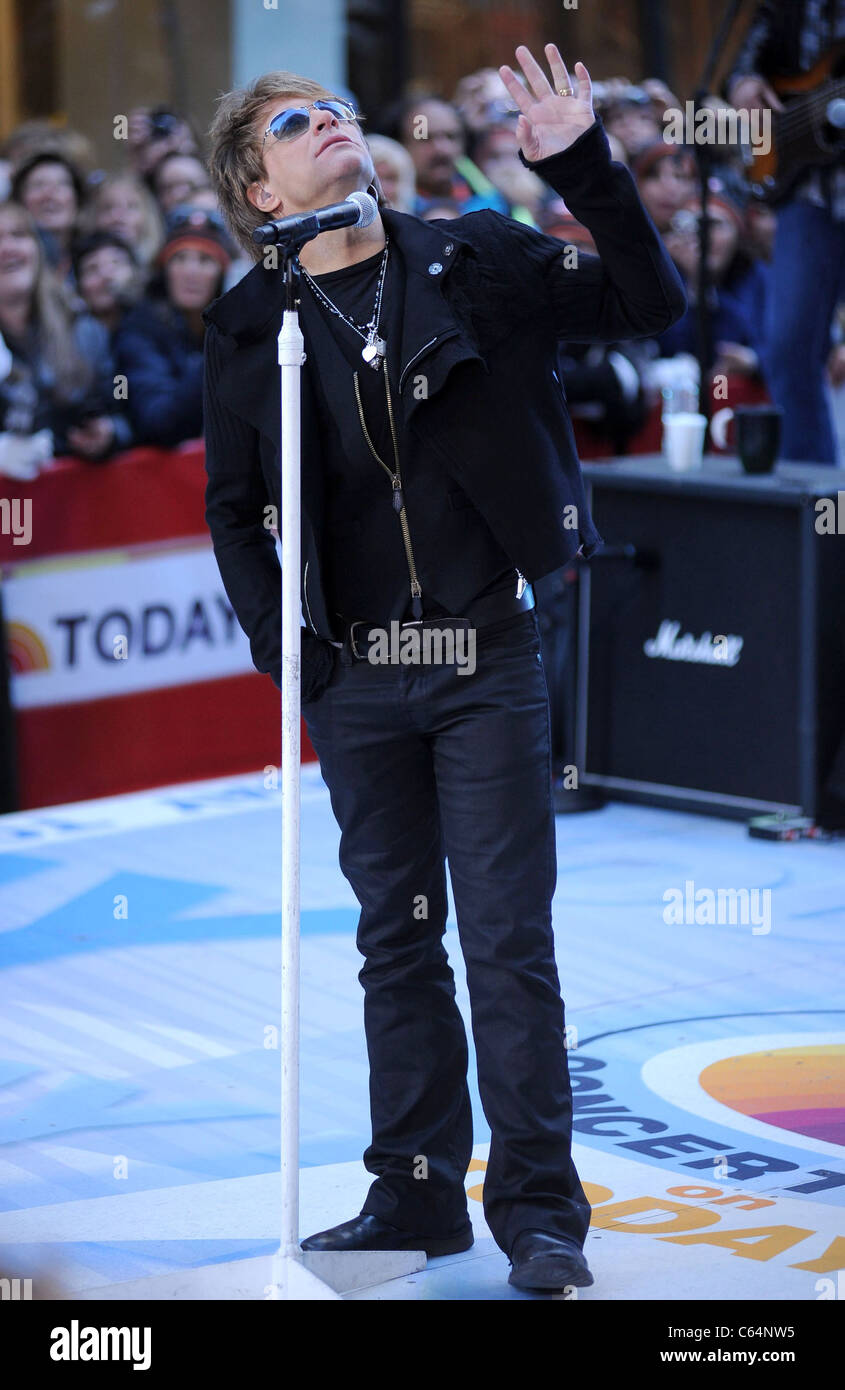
[{"left": 498, "top": 44, "right": 595, "bottom": 163}]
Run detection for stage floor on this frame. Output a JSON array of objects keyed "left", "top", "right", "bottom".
[{"left": 1, "top": 767, "right": 842, "bottom": 1300}]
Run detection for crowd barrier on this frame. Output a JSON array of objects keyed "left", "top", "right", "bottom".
[{"left": 0, "top": 441, "right": 312, "bottom": 811}]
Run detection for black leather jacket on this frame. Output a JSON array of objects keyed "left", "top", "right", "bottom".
[{"left": 202, "top": 117, "right": 686, "bottom": 688}]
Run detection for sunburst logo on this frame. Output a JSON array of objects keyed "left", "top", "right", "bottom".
[
  {"left": 6, "top": 621, "right": 50, "bottom": 673},
  {"left": 701, "top": 1043, "right": 845, "bottom": 1148},
  {"left": 641, "top": 1031, "right": 845, "bottom": 1156}
]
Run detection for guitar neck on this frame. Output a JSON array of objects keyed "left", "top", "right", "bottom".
[
  {"left": 777, "top": 71, "right": 845, "bottom": 136},
  {"left": 749, "top": 43, "right": 845, "bottom": 202},
  {"left": 789, "top": 77, "right": 845, "bottom": 108}
]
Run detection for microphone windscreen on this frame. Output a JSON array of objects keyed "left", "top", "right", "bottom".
[
  {"left": 347, "top": 190, "right": 378, "bottom": 227},
  {"left": 252, "top": 222, "right": 277, "bottom": 244}
]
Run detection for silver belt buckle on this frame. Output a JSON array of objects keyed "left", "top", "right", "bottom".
[{"left": 515, "top": 569, "right": 527, "bottom": 599}]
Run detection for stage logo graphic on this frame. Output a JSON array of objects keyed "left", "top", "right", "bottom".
[
  {"left": 6, "top": 620, "right": 50, "bottom": 674},
  {"left": 700, "top": 1043, "right": 844, "bottom": 1149}
]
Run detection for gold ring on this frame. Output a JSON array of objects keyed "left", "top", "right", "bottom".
[{"left": 558, "top": 87, "right": 574, "bottom": 97}]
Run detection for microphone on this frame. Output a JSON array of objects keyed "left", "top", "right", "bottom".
[{"left": 252, "top": 190, "right": 378, "bottom": 246}]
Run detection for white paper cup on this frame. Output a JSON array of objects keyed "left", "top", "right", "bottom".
[
  {"left": 662, "top": 412, "right": 707, "bottom": 472},
  {"left": 0, "top": 435, "right": 42, "bottom": 480}
]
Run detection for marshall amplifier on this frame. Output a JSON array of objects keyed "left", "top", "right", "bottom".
[{"left": 576, "top": 455, "right": 845, "bottom": 823}]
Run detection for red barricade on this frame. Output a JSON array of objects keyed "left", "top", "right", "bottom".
[{"left": 0, "top": 441, "right": 315, "bottom": 810}]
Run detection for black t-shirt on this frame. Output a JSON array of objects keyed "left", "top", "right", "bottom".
[{"left": 300, "top": 239, "right": 516, "bottom": 627}]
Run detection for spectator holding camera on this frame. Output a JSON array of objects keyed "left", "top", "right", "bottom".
[
  {"left": 126, "top": 107, "right": 200, "bottom": 180},
  {"left": 0, "top": 201, "right": 125, "bottom": 473},
  {"left": 70, "top": 230, "right": 146, "bottom": 455},
  {"left": 660, "top": 187, "right": 769, "bottom": 381}
]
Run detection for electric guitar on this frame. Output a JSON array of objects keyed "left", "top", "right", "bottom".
[{"left": 744, "top": 41, "right": 845, "bottom": 204}]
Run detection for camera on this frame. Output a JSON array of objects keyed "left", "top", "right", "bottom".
[{"left": 149, "top": 108, "right": 180, "bottom": 141}]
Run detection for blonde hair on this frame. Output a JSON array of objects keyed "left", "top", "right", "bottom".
[
  {"left": 0, "top": 200, "right": 91, "bottom": 399},
  {"left": 207, "top": 71, "right": 382, "bottom": 260},
  {"left": 85, "top": 173, "right": 164, "bottom": 268},
  {"left": 364, "top": 134, "right": 416, "bottom": 213}
]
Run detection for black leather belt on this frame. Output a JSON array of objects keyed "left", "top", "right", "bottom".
[{"left": 338, "top": 581, "right": 535, "bottom": 663}]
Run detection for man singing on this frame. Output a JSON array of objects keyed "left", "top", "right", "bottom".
[{"left": 204, "top": 44, "right": 685, "bottom": 1292}]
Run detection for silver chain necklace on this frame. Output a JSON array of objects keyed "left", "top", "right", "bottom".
[{"left": 300, "top": 235, "right": 390, "bottom": 369}]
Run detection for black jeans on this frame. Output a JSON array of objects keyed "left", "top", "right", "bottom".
[{"left": 301, "top": 608, "right": 591, "bottom": 1259}]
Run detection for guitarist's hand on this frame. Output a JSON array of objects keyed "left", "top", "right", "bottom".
[
  {"left": 728, "top": 74, "right": 784, "bottom": 114},
  {"left": 713, "top": 341, "right": 759, "bottom": 378}
]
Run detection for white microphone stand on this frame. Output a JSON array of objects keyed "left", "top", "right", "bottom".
[{"left": 267, "top": 220, "right": 426, "bottom": 1300}]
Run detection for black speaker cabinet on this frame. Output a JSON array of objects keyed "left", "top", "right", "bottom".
[{"left": 577, "top": 455, "right": 845, "bottom": 824}]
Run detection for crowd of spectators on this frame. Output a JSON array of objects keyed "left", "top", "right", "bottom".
[
  {"left": 0, "top": 108, "right": 244, "bottom": 474},
  {"left": 0, "top": 70, "right": 839, "bottom": 474}
]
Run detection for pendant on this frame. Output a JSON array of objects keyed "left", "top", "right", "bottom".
[{"left": 362, "top": 332, "right": 386, "bottom": 369}]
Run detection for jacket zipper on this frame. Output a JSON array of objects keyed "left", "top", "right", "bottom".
[
  {"left": 303, "top": 559, "right": 318, "bottom": 634},
  {"left": 353, "top": 368, "right": 423, "bottom": 619},
  {"left": 398, "top": 327, "right": 459, "bottom": 395}
]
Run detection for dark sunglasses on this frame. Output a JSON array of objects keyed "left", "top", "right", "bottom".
[{"left": 262, "top": 99, "right": 361, "bottom": 146}]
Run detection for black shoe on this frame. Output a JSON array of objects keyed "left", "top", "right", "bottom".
[
  {"left": 300, "top": 1212, "right": 474, "bottom": 1259},
  {"left": 507, "top": 1230, "right": 594, "bottom": 1290}
]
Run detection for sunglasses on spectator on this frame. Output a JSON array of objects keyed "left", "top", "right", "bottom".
[
  {"left": 262, "top": 99, "right": 362, "bottom": 146},
  {"left": 166, "top": 206, "right": 228, "bottom": 234}
]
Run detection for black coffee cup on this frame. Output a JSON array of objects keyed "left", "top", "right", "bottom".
[{"left": 734, "top": 405, "right": 783, "bottom": 474}]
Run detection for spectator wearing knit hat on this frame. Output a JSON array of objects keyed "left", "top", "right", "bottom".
[{"left": 114, "top": 209, "right": 234, "bottom": 447}]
